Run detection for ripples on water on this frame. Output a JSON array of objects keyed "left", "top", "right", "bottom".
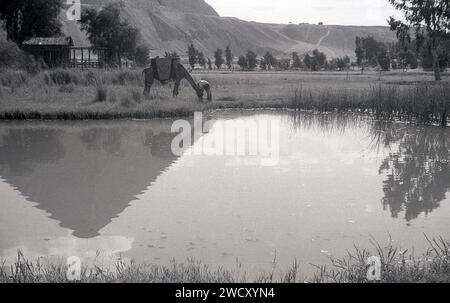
[{"left": 0, "top": 111, "right": 449, "bottom": 276}]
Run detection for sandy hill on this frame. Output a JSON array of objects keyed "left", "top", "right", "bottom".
[{"left": 62, "top": 0, "right": 396, "bottom": 59}]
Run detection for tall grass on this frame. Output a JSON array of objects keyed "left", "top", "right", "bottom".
[
  {"left": 291, "top": 84, "right": 450, "bottom": 126},
  {"left": 1, "top": 68, "right": 449, "bottom": 124},
  {"left": 0, "top": 68, "right": 143, "bottom": 88},
  {"left": 1, "top": 236, "right": 449, "bottom": 283}
]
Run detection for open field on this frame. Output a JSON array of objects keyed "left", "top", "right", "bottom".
[
  {"left": 0, "top": 68, "right": 449, "bottom": 123},
  {"left": 1, "top": 236, "right": 449, "bottom": 283}
]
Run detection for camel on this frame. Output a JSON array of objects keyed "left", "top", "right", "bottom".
[{"left": 143, "top": 57, "right": 212, "bottom": 102}]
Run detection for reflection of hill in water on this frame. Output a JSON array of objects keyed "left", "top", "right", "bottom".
[
  {"left": 287, "top": 112, "right": 450, "bottom": 222},
  {"left": 0, "top": 121, "right": 185, "bottom": 238}
]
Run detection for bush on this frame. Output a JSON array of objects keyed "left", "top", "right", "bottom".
[
  {"left": 112, "top": 70, "right": 141, "bottom": 86},
  {"left": 0, "top": 69, "right": 29, "bottom": 87},
  {"left": 0, "top": 25, "right": 44, "bottom": 73},
  {"left": 58, "top": 84, "right": 75, "bottom": 93},
  {"left": 129, "top": 88, "right": 141, "bottom": 103},
  {"left": 50, "top": 69, "right": 84, "bottom": 85},
  {"left": 94, "top": 84, "right": 108, "bottom": 102}
]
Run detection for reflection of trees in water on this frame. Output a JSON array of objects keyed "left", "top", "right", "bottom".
[
  {"left": 374, "top": 123, "right": 450, "bottom": 221},
  {"left": 0, "top": 128, "right": 65, "bottom": 174},
  {"left": 288, "top": 112, "right": 450, "bottom": 222}
]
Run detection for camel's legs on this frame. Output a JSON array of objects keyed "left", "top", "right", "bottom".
[
  {"left": 143, "top": 68, "right": 154, "bottom": 98},
  {"left": 143, "top": 83, "right": 152, "bottom": 98},
  {"left": 173, "top": 80, "right": 180, "bottom": 97}
]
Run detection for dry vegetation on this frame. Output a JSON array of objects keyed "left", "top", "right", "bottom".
[
  {"left": 1, "top": 236, "right": 449, "bottom": 283},
  {"left": 0, "top": 68, "right": 449, "bottom": 124}
]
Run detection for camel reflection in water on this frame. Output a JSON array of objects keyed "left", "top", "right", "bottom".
[{"left": 0, "top": 120, "right": 190, "bottom": 239}]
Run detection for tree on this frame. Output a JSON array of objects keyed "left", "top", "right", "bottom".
[
  {"left": 165, "top": 51, "right": 180, "bottom": 59},
  {"left": 237, "top": 55, "right": 248, "bottom": 70},
  {"left": 246, "top": 50, "right": 258, "bottom": 70},
  {"left": 312, "top": 49, "right": 327, "bottom": 69},
  {"left": 399, "top": 49, "right": 418, "bottom": 70},
  {"left": 303, "top": 53, "right": 312, "bottom": 69},
  {"left": 198, "top": 51, "right": 206, "bottom": 69},
  {"left": 355, "top": 36, "right": 389, "bottom": 73},
  {"left": 0, "top": 24, "right": 38, "bottom": 70},
  {"left": 263, "top": 52, "right": 277, "bottom": 70},
  {"left": 225, "top": 45, "right": 233, "bottom": 69},
  {"left": 214, "top": 48, "right": 224, "bottom": 69},
  {"left": 420, "top": 37, "right": 449, "bottom": 71},
  {"left": 79, "top": 2, "right": 140, "bottom": 66},
  {"left": 388, "top": 0, "right": 450, "bottom": 80},
  {"left": 277, "top": 58, "right": 290, "bottom": 70},
  {"left": 259, "top": 58, "right": 267, "bottom": 70},
  {"left": 292, "top": 52, "right": 303, "bottom": 69},
  {"left": 336, "top": 58, "right": 346, "bottom": 71},
  {"left": 377, "top": 47, "right": 391, "bottom": 71},
  {"left": 0, "top": 0, "right": 63, "bottom": 44},
  {"left": 134, "top": 45, "right": 150, "bottom": 67},
  {"left": 355, "top": 38, "right": 366, "bottom": 73},
  {"left": 310, "top": 57, "right": 319, "bottom": 71},
  {"left": 207, "top": 58, "right": 213, "bottom": 70},
  {"left": 187, "top": 43, "right": 198, "bottom": 69}
]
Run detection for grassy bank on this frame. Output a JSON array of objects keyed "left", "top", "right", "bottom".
[
  {"left": 0, "top": 68, "right": 449, "bottom": 124},
  {"left": 1, "top": 236, "right": 449, "bottom": 283}
]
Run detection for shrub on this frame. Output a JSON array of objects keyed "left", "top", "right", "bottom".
[
  {"left": 94, "top": 84, "right": 108, "bottom": 102},
  {"left": 112, "top": 70, "right": 141, "bottom": 86},
  {"left": 129, "top": 88, "right": 142, "bottom": 103},
  {"left": 49, "top": 69, "right": 83, "bottom": 85},
  {"left": 0, "top": 69, "right": 29, "bottom": 87},
  {"left": 120, "top": 97, "right": 135, "bottom": 108},
  {"left": 58, "top": 84, "right": 75, "bottom": 93}
]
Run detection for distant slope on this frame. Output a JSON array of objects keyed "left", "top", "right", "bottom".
[
  {"left": 61, "top": 0, "right": 396, "bottom": 59},
  {"left": 273, "top": 23, "right": 396, "bottom": 58}
]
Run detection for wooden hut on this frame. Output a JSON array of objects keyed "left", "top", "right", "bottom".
[{"left": 22, "top": 37, "right": 74, "bottom": 67}]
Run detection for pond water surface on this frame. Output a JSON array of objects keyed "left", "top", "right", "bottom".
[{"left": 1, "top": 110, "right": 449, "bottom": 277}]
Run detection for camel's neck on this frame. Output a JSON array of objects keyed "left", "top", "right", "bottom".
[{"left": 179, "top": 64, "right": 201, "bottom": 96}]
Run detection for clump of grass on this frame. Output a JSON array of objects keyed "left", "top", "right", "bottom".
[
  {"left": 120, "top": 97, "right": 135, "bottom": 108},
  {"left": 108, "top": 91, "right": 118, "bottom": 103},
  {"left": 112, "top": 70, "right": 142, "bottom": 86},
  {"left": 94, "top": 84, "right": 108, "bottom": 102},
  {"left": 48, "top": 68, "right": 83, "bottom": 85},
  {"left": 311, "top": 235, "right": 450, "bottom": 283},
  {"left": 0, "top": 69, "right": 29, "bottom": 87},
  {"left": 128, "top": 87, "right": 142, "bottom": 104},
  {"left": 58, "top": 84, "right": 75, "bottom": 94}
]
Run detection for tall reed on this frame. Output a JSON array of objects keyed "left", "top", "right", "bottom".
[{"left": 291, "top": 84, "right": 449, "bottom": 126}]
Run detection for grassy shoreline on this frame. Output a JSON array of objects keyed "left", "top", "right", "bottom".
[
  {"left": 1, "top": 237, "right": 450, "bottom": 283},
  {"left": 0, "top": 68, "right": 449, "bottom": 124}
]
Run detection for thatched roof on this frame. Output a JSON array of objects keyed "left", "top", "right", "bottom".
[{"left": 22, "top": 37, "right": 74, "bottom": 47}]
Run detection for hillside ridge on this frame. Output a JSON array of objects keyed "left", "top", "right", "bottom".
[{"left": 61, "top": 0, "right": 396, "bottom": 58}]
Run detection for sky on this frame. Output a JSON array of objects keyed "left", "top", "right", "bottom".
[{"left": 205, "top": 0, "right": 404, "bottom": 26}]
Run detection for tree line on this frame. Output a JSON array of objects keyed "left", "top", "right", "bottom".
[
  {"left": 183, "top": 43, "right": 352, "bottom": 72},
  {"left": 0, "top": 1, "right": 151, "bottom": 68},
  {"left": 355, "top": 35, "right": 449, "bottom": 74},
  {"left": 1, "top": 0, "right": 448, "bottom": 78}
]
